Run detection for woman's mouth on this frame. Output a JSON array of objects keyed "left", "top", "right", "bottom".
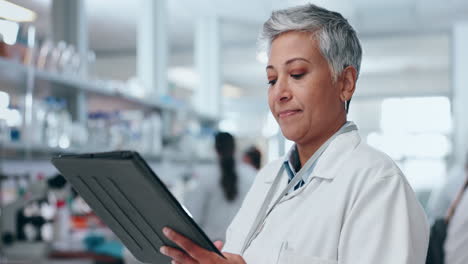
[{"left": 278, "top": 109, "right": 302, "bottom": 118}]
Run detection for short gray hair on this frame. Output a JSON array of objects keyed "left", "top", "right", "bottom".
[{"left": 261, "top": 4, "right": 362, "bottom": 81}]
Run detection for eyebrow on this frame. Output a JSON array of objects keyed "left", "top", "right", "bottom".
[{"left": 266, "top": 57, "right": 311, "bottom": 71}]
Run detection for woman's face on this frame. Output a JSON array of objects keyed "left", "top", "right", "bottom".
[{"left": 267, "top": 31, "right": 346, "bottom": 146}]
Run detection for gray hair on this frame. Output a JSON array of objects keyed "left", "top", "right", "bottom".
[{"left": 260, "top": 4, "right": 362, "bottom": 81}]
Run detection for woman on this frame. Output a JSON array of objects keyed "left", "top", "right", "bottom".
[
  {"left": 160, "top": 4, "right": 429, "bottom": 264},
  {"left": 242, "top": 146, "right": 262, "bottom": 171},
  {"left": 185, "top": 132, "right": 256, "bottom": 242}
]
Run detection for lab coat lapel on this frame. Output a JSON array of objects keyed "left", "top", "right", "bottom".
[
  {"left": 312, "top": 130, "right": 361, "bottom": 180},
  {"left": 263, "top": 158, "right": 286, "bottom": 184},
  {"left": 279, "top": 130, "right": 362, "bottom": 200}
]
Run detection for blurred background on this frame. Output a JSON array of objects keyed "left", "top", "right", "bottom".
[{"left": 0, "top": 0, "right": 467, "bottom": 263}]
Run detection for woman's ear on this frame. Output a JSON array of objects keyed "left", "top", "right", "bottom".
[{"left": 339, "top": 66, "right": 358, "bottom": 102}]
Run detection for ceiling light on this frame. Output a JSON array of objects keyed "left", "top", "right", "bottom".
[
  {"left": 0, "top": 19, "right": 19, "bottom": 45},
  {"left": 0, "top": 0, "right": 37, "bottom": 22}
]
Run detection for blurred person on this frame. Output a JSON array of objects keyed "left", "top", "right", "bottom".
[
  {"left": 444, "top": 169, "right": 468, "bottom": 264},
  {"left": 242, "top": 145, "right": 262, "bottom": 171},
  {"left": 426, "top": 154, "right": 468, "bottom": 264},
  {"left": 426, "top": 162, "right": 466, "bottom": 223},
  {"left": 160, "top": 4, "right": 429, "bottom": 264},
  {"left": 425, "top": 154, "right": 468, "bottom": 264},
  {"left": 444, "top": 173, "right": 468, "bottom": 264},
  {"left": 184, "top": 132, "right": 256, "bottom": 242}
]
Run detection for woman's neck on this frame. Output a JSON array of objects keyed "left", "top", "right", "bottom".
[{"left": 296, "top": 118, "right": 347, "bottom": 166}]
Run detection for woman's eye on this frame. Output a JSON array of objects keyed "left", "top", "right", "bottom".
[
  {"left": 291, "top": 73, "right": 305, "bottom": 79},
  {"left": 268, "top": 79, "right": 277, "bottom": 86}
]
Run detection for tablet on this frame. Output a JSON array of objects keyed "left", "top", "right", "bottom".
[{"left": 51, "top": 151, "right": 223, "bottom": 263}]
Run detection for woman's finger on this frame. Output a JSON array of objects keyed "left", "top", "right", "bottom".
[
  {"left": 214, "top": 240, "right": 224, "bottom": 251},
  {"left": 160, "top": 246, "right": 197, "bottom": 264},
  {"left": 163, "top": 227, "right": 211, "bottom": 260}
]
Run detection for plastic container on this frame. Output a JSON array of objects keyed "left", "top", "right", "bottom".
[
  {"left": 52, "top": 199, "right": 71, "bottom": 250},
  {"left": 87, "top": 112, "right": 110, "bottom": 150},
  {"left": 56, "top": 99, "right": 72, "bottom": 149},
  {"left": 44, "top": 97, "right": 60, "bottom": 147}
]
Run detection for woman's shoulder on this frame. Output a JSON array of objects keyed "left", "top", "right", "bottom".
[{"left": 347, "top": 140, "right": 404, "bottom": 180}]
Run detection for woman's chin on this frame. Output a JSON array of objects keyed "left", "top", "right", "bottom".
[{"left": 280, "top": 129, "right": 301, "bottom": 143}]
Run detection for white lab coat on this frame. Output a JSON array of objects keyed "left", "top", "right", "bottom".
[
  {"left": 223, "top": 129, "right": 429, "bottom": 264},
  {"left": 184, "top": 162, "right": 256, "bottom": 241}
]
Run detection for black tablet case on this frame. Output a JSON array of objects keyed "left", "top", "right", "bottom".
[{"left": 51, "top": 151, "right": 222, "bottom": 263}]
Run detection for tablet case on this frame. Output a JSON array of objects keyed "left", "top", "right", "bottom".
[{"left": 51, "top": 151, "right": 223, "bottom": 263}]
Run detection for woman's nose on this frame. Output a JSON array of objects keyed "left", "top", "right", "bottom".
[{"left": 276, "top": 78, "right": 291, "bottom": 102}]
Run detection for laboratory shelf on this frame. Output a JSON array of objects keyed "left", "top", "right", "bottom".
[
  {"left": 0, "top": 58, "right": 28, "bottom": 94},
  {"left": 0, "top": 141, "right": 215, "bottom": 163},
  {"left": 0, "top": 57, "right": 218, "bottom": 162},
  {"left": 0, "top": 141, "right": 164, "bottom": 161},
  {"left": 0, "top": 141, "right": 80, "bottom": 160},
  {"left": 0, "top": 57, "right": 218, "bottom": 121},
  {"left": 0, "top": 57, "right": 27, "bottom": 75},
  {"left": 34, "top": 68, "right": 178, "bottom": 111}
]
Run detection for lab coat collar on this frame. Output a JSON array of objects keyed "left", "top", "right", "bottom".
[
  {"left": 312, "top": 128, "right": 361, "bottom": 180},
  {"left": 264, "top": 123, "right": 361, "bottom": 183}
]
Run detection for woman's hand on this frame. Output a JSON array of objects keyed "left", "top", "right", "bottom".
[{"left": 160, "top": 227, "right": 246, "bottom": 264}]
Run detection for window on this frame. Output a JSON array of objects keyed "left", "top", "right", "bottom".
[{"left": 366, "top": 96, "right": 451, "bottom": 191}]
